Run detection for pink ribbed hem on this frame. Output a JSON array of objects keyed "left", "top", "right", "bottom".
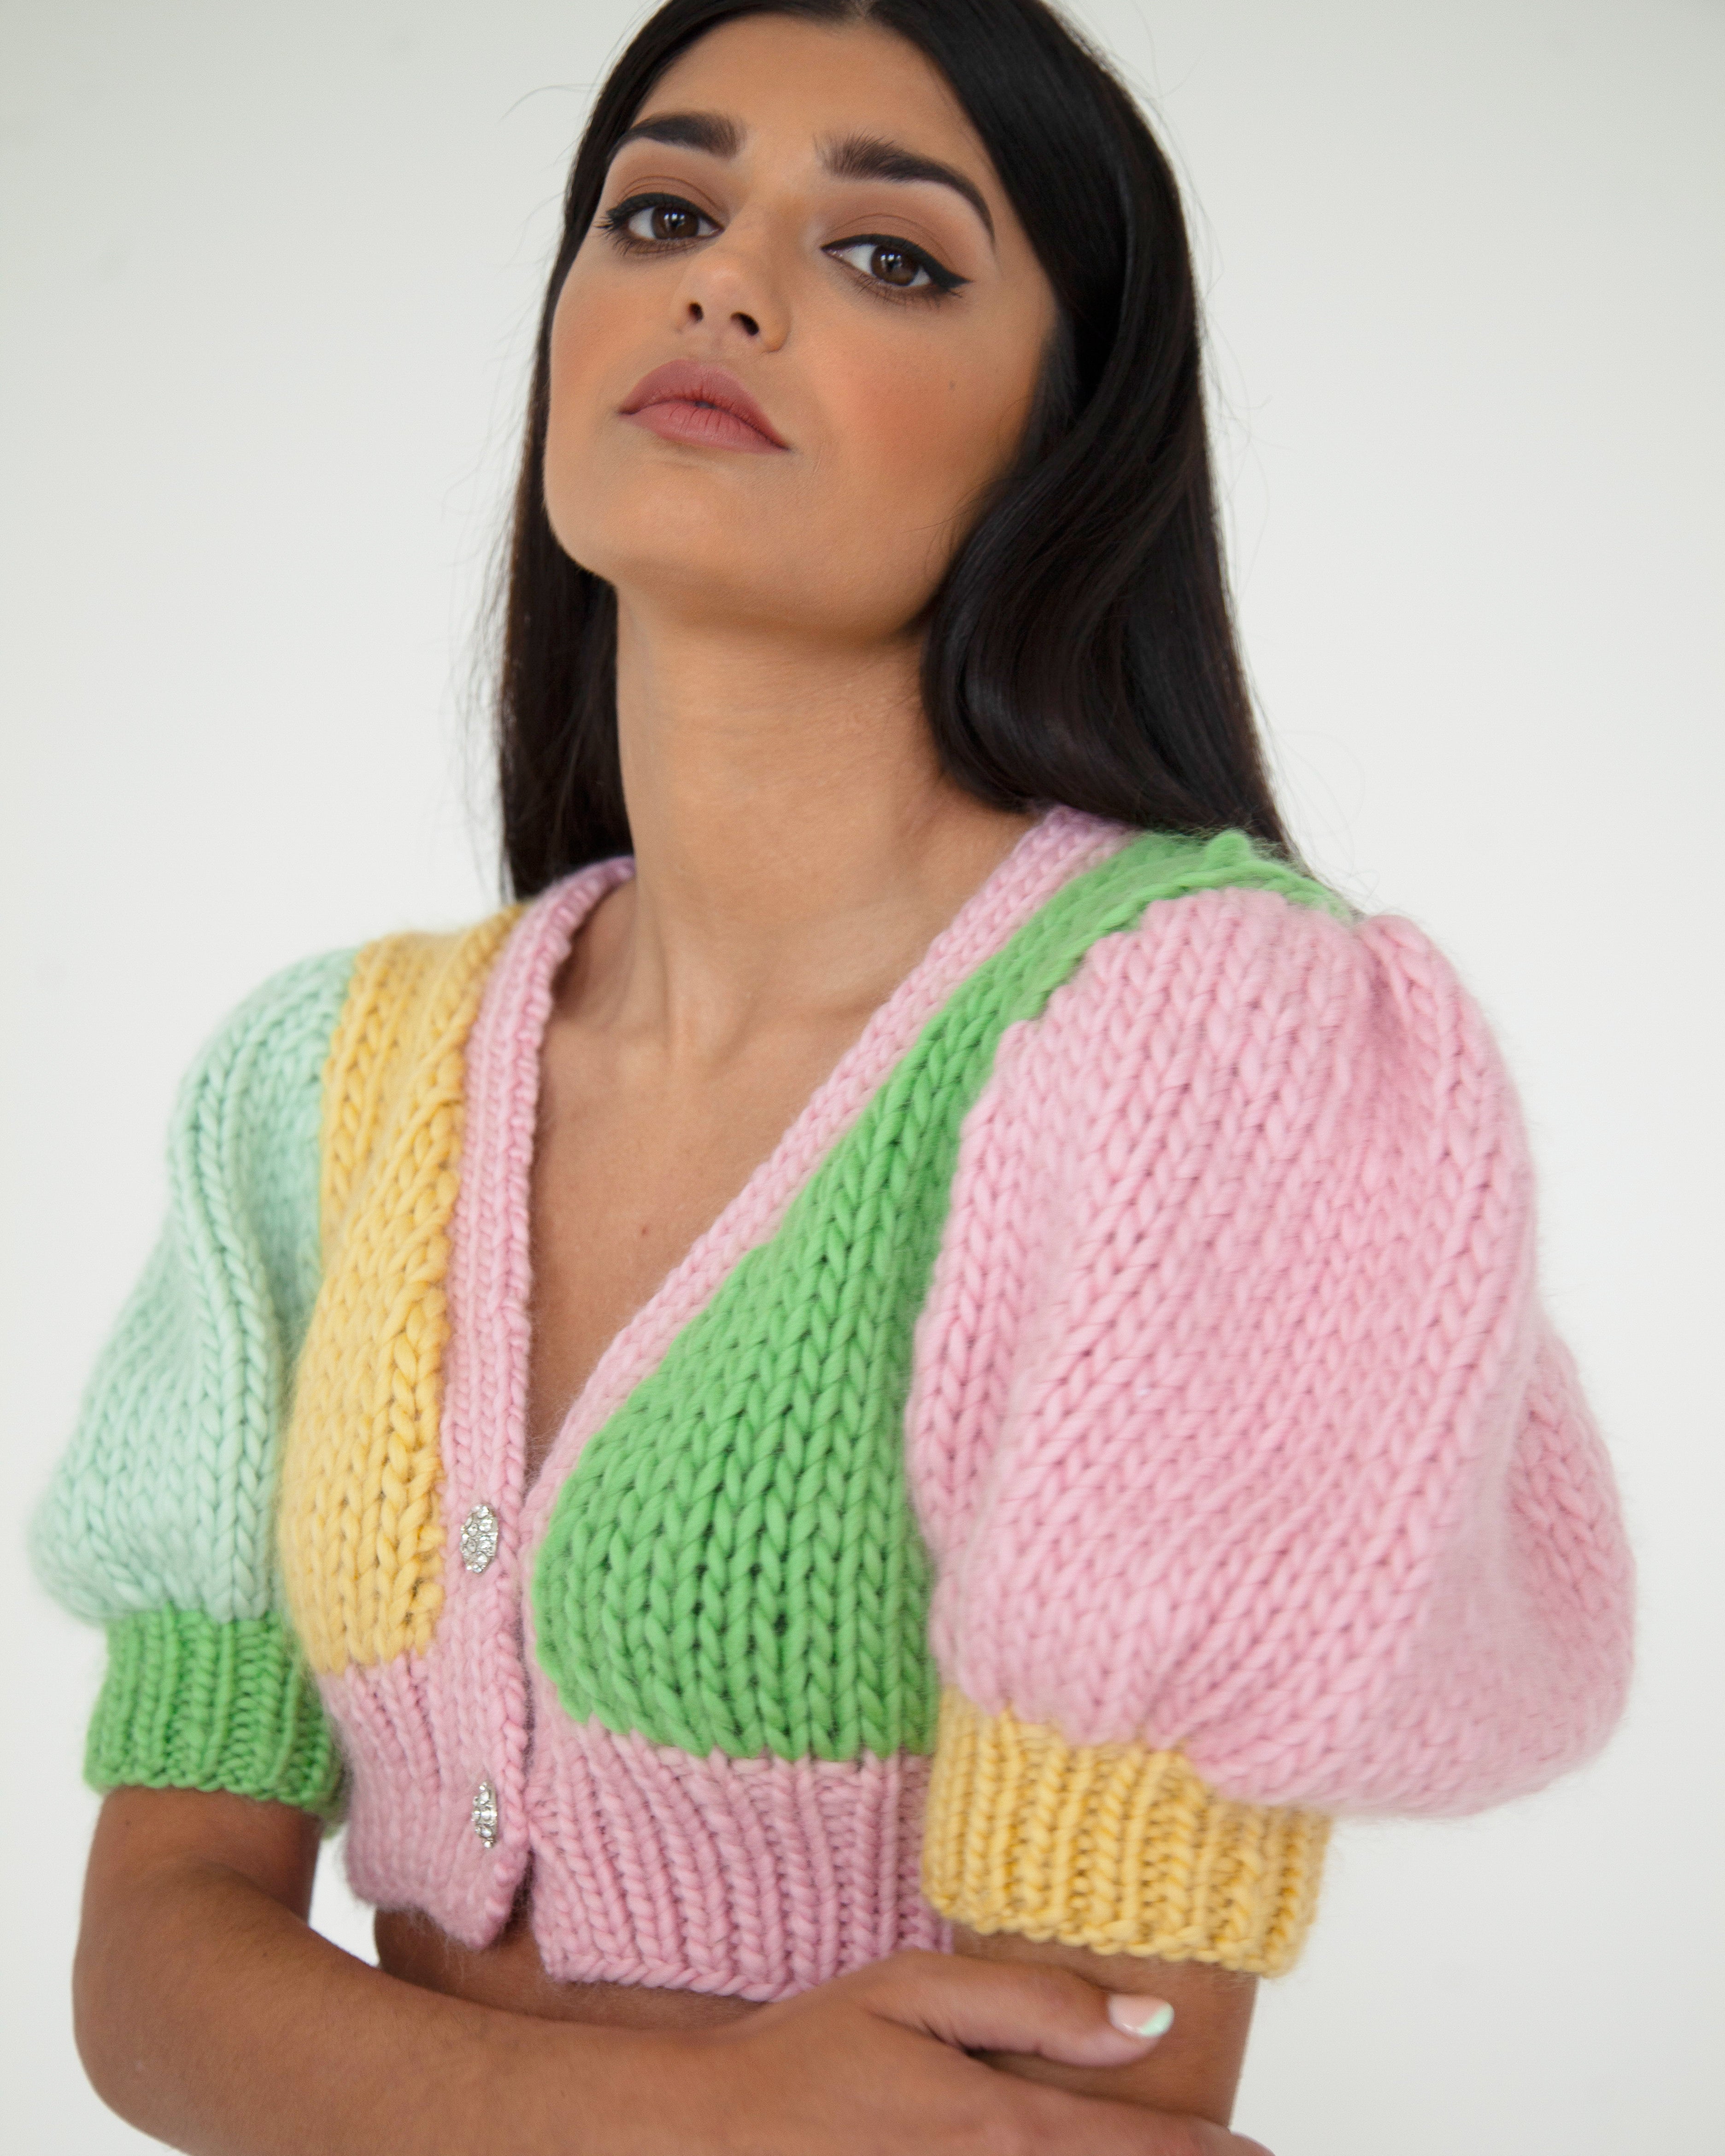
[
  {"left": 527, "top": 1704, "right": 947, "bottom": 1999},
  {"left": 334, "top": 1656, "right": 508, "bottom": 1940}
]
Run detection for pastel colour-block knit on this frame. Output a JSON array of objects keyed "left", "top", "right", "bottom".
[
  {"left": 32, "top": 949, "right": 352, "bottom": 1816},
  {"left": 28, "top": 806, "right": 1635, "bottom": 2000}
]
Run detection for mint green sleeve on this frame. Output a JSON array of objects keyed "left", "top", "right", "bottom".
[{"left": 28, "top": 951, "right": 358, "bottom": 1819}]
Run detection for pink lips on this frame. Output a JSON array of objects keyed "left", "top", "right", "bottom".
[{"left": 618, "top": 360, "right": 789, "bottom": 454}]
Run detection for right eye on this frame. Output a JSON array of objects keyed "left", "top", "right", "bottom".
[{"left": 602, "top": 193, "right": 719, "bottom": 248}]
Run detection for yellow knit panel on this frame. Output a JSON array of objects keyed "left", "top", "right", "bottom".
[
  {"left": 921, "top": 1687, "right": 1330, "bottom": 1977},
  {"left": 279, "top": 912, "right": 520, "bottom": 1675}
]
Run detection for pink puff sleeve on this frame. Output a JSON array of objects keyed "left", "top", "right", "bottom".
[{"left": 908, "top": 882, "right": 1633, "bottom": 1974}]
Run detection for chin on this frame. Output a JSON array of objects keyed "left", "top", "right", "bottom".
[
  {"left": 560, "top": 513, "right": 809, "bottom": 622},
  {"left": 557, "top": 477, "right": 750, "bottom": 571},
  {"left": 551, "top": 490, "right": 926, "bottom": 639}
]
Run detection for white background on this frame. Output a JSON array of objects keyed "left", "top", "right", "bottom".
[{"left": 3, "top": 1, "right": 1720, "bottom": 2148}]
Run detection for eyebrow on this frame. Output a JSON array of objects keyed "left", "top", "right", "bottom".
[
  {"left": 612, "top": 111, "right": 742, "bottom": 160},
  {"left": 609, "top": 112, "right": 996, "bottom": 247},
  {"left": 819, "top": 132, "right": 995, "bottom": 245}
]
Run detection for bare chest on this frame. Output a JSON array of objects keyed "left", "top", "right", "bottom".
[{"left": 522, "top": 1016, "right": 863, "bottom": 1489}]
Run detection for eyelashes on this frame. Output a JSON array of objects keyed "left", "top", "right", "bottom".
[
  {"left": 604, "top": 195, "right": 717, "bottom": 249},
  {"left": 598, "top": 191, "right": 968, "bottom": 302},
  {"left": 823, "top": 234, "right": 965, "bottom": 296}
]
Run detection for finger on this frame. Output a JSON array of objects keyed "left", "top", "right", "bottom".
[{"left": 858, "top": 1949, "right": 1178, "bottom": 2069}]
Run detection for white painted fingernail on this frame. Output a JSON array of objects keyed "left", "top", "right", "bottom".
[{"left": 1107, "top": 1994, "right": 1175, "bottom": 2041}]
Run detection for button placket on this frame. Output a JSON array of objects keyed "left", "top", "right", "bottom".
[
  {"left": 460, "top": 1501, "right": 505, "bottom": 1853},
  {"left": 446, "top": 881, "right": 624, "bottom": 1892}
]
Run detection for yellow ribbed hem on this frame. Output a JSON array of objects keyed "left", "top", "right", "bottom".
[{"left": 921, "top": 1687, "right": 1329, "bottom": 1977}]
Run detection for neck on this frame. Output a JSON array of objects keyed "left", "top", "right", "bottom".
[{"left": 583, "top": 595, "right": 1039, "bottom": 1058}]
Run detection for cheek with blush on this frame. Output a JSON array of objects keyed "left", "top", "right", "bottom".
[
  {"left": 818, "top": 336, "right": 1044, "bottom": 612},
  {"left": 542, "top": 269, "right": 630, "bottom": 567}
]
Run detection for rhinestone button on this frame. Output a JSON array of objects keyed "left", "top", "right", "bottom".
[
  {"left": 471, "top": 1778, "right": 499, "bottom": 1848},
  {"left": 459, "top": 1502, "right": 500, "bottom": 1575}
]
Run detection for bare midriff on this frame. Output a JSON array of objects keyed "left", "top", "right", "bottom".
[{"left": 373, "top": 1877, "right": 765, "bottom": 2028}]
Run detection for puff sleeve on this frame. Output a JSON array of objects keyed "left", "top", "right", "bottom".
[
  {"left": 28, "top": 951, "right": 358, "bottom": 1820},
  {"left": 909, "top": 884, "right": 1633, "bottom": 1973}
]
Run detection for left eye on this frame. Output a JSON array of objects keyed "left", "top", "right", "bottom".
[
  {"left": 825, "top": 238, "right": 937, "bottom": 290},
  {"left": 620, "top": 200, "right": 717, "bottom": 243}
]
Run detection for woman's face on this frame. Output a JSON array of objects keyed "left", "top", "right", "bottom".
[{"left": 542, "top": 12, "right": 1059, "bottom": 645}]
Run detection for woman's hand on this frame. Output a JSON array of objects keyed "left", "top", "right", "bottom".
[{"left": 661, "top": 1948, "right": 1272, "bottom": 2155}]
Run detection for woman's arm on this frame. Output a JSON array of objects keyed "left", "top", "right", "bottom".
[
  {"left": 75, "top": 1788, "right": 624, "bottom": 2155},
  {"left": 76, "top": 1787, "right": 1272, "bottom": 2156},
  {"left": 950, "top": 1925, "right": 1256, "bottom": 2125}
]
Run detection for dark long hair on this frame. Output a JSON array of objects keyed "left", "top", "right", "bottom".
[{"left": 495, "top": 0, "right": 1292, "bottom": 898}]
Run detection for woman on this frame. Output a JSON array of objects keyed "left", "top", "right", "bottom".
[{"left": 30, "top": 2, "right": 1633, "bottom": 2150}]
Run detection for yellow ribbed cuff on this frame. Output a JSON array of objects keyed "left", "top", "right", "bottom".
[{"left": 921, "top": 1687, "right": 1329, "bottom": 1976}]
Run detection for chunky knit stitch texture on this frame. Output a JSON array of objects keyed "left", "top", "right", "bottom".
[
  {"left": 922, "top": 1690, "right": 1325, "bottom": 1972},
  {"left": 279, "top": 914, "right": 518, "bottom": 1674},
  {"left": 29, "top": 949, "right": 353, "bottom": 1814},
  {"left": 532, "top": 829, "right": 1347, "bottom": 1769},
  {"left": 28, "top": 806, "right": 1635, "bottom": 1996},
  {"left": 88, "top": 1608, "right": 342, "bottom": 1817},
  {"left": 908, "top": 882, "right": 1632, "bottom": 1813}
]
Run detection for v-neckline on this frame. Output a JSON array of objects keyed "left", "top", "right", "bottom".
[{"left": 440, "top": 803, "right": 1136, "bottom": 1552}]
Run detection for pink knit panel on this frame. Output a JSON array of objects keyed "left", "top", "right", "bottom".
[{"left": 905, "top": 885, "right": 1634, "bottom": 1815}]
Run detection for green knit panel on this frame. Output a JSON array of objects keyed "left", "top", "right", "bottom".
[
  {"left": 88, "top": 1607, "right": 346, "bottom": 1821},
  {"left": 532, "top": 829, "right": 1345, "bottom": 1762}
]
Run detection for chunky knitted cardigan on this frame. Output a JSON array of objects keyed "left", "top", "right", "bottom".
[{"left": 29, "top": 807, "right": 1633, "bottom": 2000}]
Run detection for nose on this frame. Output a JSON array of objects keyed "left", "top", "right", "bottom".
[
  {"left": 672, "top": 222, "right": 789, "bottom": 351},
  {"left": 687, "top": 297, "right": 761, "bottom": 338}
]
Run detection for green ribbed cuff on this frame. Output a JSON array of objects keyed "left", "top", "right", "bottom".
[{"left": 87, "top": 1608, "right": 347, "bottom": 1823}]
